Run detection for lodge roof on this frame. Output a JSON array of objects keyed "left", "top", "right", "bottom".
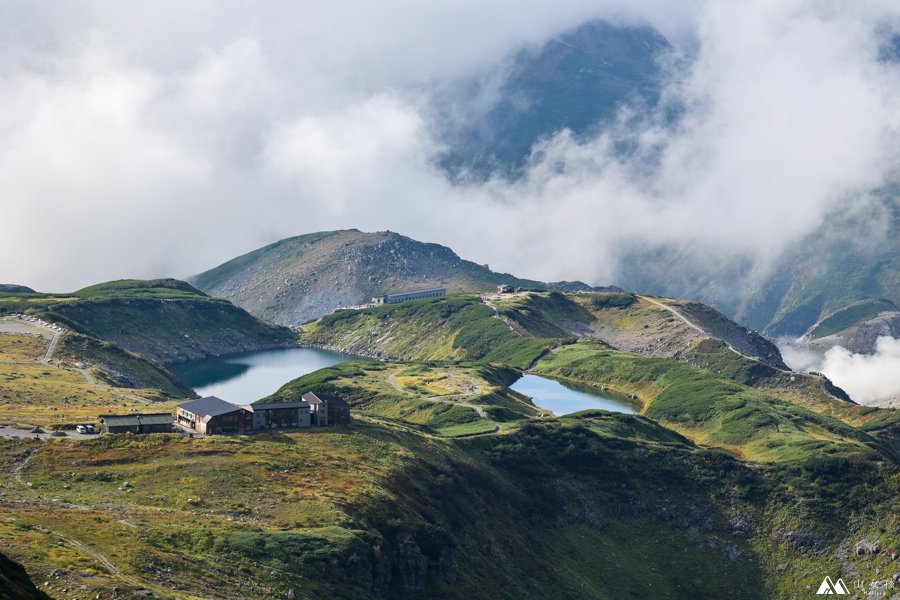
[
  {"left": 99, "top": 413, "right": 173, "bottom": 427},
  {"left": 177, "top": 396, "right": 244, "bottom": 417},
  {"left": 302, "top": 391, "right": 346, "bottom": 406},
  {"left": 100, "top": 414, "right": 141, "bottom": 427}
]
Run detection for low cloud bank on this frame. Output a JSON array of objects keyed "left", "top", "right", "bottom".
[
  {"left": 780, "top": 336, "right": 900, "bottom": 405},
  {"left": 820, "top": 336, "right": 900, "bottom": 404},
  {"left": 777, "top": 339, "right": 824, "bottom": 374},
  {"left": 2, "top": 1, "right": 900, "bottom": 296}
]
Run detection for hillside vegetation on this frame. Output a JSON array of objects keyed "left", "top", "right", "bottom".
[
  {"left": 0, "top": 552, "right": 50, "bottom": 599},
  {"left": 0, "top": 333, "right": 180, "bottom": 429},
  {"left": 532, "top": 341, "right": 893, "bottom": 462},
  {"left": 792, "top": 301, "right": 900, "bottom": 356},
  {"left": 302, "top": 294, "right": 559, "bottom": 369},
  {"left": 435, "top": 20, "right": 671, "bottom": 181},
  {"left": 613, "top": 196, "right": 900, "bottom": 340},
  {"left": 299, "top": 292, "right": 900, "bottom": 456},
  {"left": 262, "top": 361, "right": 542, "bottom": 437},
  {"left": 1, "top": 410, "right": 897, "bottom": 599},
  {"left": 1, "top": 280, "right": 899, "bottom": 598},
  {"left": 1, "top": 279, "right": 296, "bottom": 366},
  {"left": 0, "top": 284, "right": 36, "bottom": 294}
]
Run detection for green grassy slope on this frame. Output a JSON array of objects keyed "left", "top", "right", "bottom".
[
  {"left": 300, "top": 293, "right": 900, "bottom": 436},
  {"left": 261, "top": 361, "right": 540, "bottom": 436},
  {"left": 0, "top": 284, "right": 36, "bottom": 294},
  {"left": 737, "top": 196, "right": 900, "bottom": 336},
  {"left": 302, "top": 294, "right": 559, "bottom": 369},
  {"left": 496, "top": 291, "right": 596, "bottom": 338},
  {"left": 1, "top": 414, "right": 896, "bottom": 599},
  {"left": 301, "top": 293, "right": 900, "bottom": 458},
  {"left": 532, "top": 341, "right": 893, "bottom": 462},
  {"left": 1, "top": 280, "right": 898, "bottom": 598},
  {"left": 808, "top": 299, "right": 898, "bottom": 339},
  {"left": 55, "top": 333, "right": 192, "bottom": 398},
  {"left": 3, "top": 279, "right": 297, "bottom": 366}
]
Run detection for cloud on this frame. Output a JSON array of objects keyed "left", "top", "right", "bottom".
[
  {"left": 777, "top": 339, "right": 825, "bottom": 374},
  {"left": 820, "top": 336, "right": 900, "bottom": 404},
  {"left": 1, "top": 0, "right": 900, "bottom": 295}
]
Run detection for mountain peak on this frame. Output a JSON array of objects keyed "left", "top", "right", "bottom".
[{"left": 191, "top": 230, "right": 551, "bottom": 326}]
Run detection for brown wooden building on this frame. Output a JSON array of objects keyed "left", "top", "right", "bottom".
[
  {"left": 247, "top": 401, "right": 311, "bottom": 430},
  {"left": 176, "top": 396, "right": 252, "bottom": 435},
  {"left": 302, "top": 392, "right": 351, "bottom": 426},
  {"left": 99, "top": 413, "right": 173, "bottom": 434}
]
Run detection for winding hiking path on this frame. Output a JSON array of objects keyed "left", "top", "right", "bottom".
[
  {"left": 481, "top": 295, "right": 527, "bottom": 337},
  {"left": 387, "top": 371, "right": 487, "bottom": 418},
  {"left": 9, "top": 450, "right": 170, "bottom": 594},
  {"left": 0, "top": 315, "right": 151, "bottom": 423},
  {"left": 41, "top": 330, "right": 62, "bottom": 364},
  {"left": 637, "top": 295, "right": 786, "bottom": 371}
]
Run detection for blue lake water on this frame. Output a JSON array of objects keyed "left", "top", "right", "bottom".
[
  {"left": 171, "top": 347, "right": 358, "bottom": 405},
  {"left": 510, "top": 374, "right": 637, "bottom": 416},
  {"left": 173, "top": 347, "right": 637, "bottom": 415}
]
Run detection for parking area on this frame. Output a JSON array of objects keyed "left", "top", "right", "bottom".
[{"left": 0, "top": 426, "right": 97, "bottom": 440}]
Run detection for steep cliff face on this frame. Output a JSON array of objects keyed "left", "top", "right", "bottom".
[
  {"left": 799, "top": 306, "right": 900, "bottom": 355},
  {"left": 191, "top": 230, "right": 592, "bottom": 326},
  {"left": 491, "top": 292, "right": 789, "bottom": 370},
  {"left": 672, "top": 301, "right": 788, "bottom": 370},
  {"left": 0, "top": 552, "right": 50, "bottom": 600},
  {"left": 435, "top": 19, "right": 672, "bottom": 181}
]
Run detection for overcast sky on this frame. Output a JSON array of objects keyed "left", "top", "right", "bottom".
[{"left": 2, "top": 0, "right": 900, "bottom": 294}]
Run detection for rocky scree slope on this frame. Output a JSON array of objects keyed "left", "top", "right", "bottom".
[
  {"left": 795, "top": 300, "right": 900, "bottom": 355},
  {"left": 191, "top": 230, "right": 598, "bottom": 326}
]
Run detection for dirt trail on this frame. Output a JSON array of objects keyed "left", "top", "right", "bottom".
[
  {"left": 0, "top": 315, "right": 150, "bottom": 417},
  {"left": 78, "top": 367, "right": 96, "bottom": 385},
  {"left": 387, "top": 372, "right": 487, "bottom": 418},
  {"left": 54, "top": 533, "right": 128, "bottom": 579},
  {"left": 41, "top": 331, "right": 61, "bottom": 364},
  {"left": 481, "top": 296, "right": 526, "bottom": 337},
  {"left": 13, "top": 449, "right": 34, "bottom": 484},
  {"left": 638, "top": 295, "right": 784, "bottom": 370}
]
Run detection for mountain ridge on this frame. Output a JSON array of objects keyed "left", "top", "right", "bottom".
[{"left": 191, "top": 229, "right": 605, "bottom": 327}]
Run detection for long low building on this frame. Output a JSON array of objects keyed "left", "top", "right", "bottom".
[
  {"left": 99, "top": 413, "right": 174, "bottom": 434},
  {"left": 248, "top": 401, "right": 311, "bottom": 430},
  {"left": 174, "top": 393, "right": 351, "bottom": 434},
  {"left": 370, "top": 288, "right": 446, "bottom": 305},
  {"left": 176, "top": 396, "right": 252, "bottom": 435}
]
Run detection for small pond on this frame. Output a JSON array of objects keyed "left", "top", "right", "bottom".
[{"left": 510, "top": 373, "right": 638, "bottom": 416}]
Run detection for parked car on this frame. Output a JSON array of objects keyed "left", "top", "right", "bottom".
[
  {"left": 86, "top": 425, "right": 95, "bottom": 434},
  {"left": 75, "top": 425, "right": 87, "bottom": 434}
]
